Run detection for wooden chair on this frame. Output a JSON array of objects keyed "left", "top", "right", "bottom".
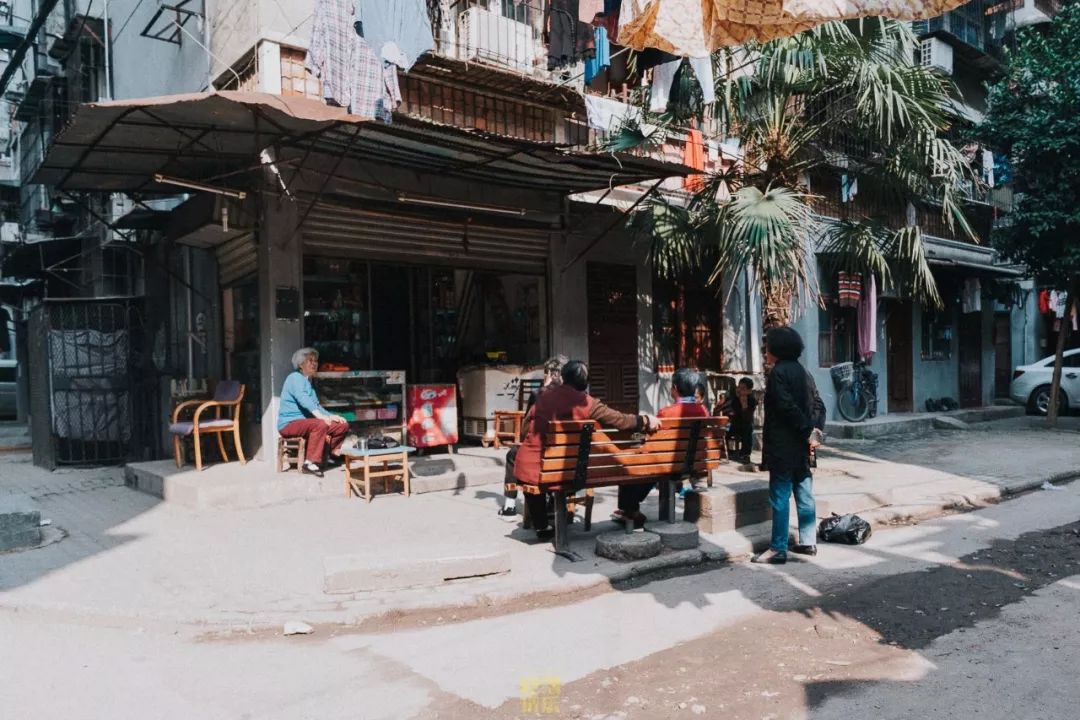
[
  {"left": 493, "top": 377, "right": 545, "bottom": 449},
  {"left": 170, "top": 381, "right": 247, "bottom": 471}
]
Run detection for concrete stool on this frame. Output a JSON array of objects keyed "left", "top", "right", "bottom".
[
  {"left": 277, "top": 436, "right": 306, "bottom": 473},
  {"left": 649, "top": 521, "right": 700, "bottom": 550},
  {"left": 595, "top": 530, "right": 662, "bottom": 561}
]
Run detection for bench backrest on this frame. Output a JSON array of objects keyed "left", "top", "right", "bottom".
[{"left": 537, "top": 417, "right": 726, "bottom": 492}]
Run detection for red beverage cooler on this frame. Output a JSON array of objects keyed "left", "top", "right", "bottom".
[{"left": 406, "top": 384, "right": 459, "bottom": 449}]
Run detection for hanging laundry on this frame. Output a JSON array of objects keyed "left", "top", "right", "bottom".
[
  {"left": 649, "top": 58, "right": 681, "bottom": 112},
  {"left": 547, "top": 0, "right": 583, "bottom": 69},
  {"left": 982, "top": 148, "right": 995, "bottom": 188},
  {"left": 858, "top": 274, "right": 877, "bottom": 361},
  {"left": 379, "top": 60, "right": 402, "bottom": 124},
  {"left": 352, "top": 36, "right": 389, "bottom": 121},
  {"left": 1050, "top": 290, "right": 1066, "bottom": 319},
  {"left": 635, "top": 47, "right": 680, "bottom": 72},
  {"left": 584, "top": 94, "right": 642, "bottom": 131},
  {"left": 597, "top": 0, "right": 621, "bottom": 41},
  {"left": 355, "top": 0, "right": 433, "bottom": 71},
  {"left": 1039, "top": 289, "right": 1051, "bottom": 314},
  {"left": 683, "top": 128, "right": 705, "bottom": 192},
  {"left": 837, "top": 271, "right": 862, "bottom": 308},
  {"left": 962, "top": 278, "right": 982, "bottom": 314},
  {"left": 619, "top": 0, "right": 710, "bottom": 58},
  {"left": 584, "top": 25, "right": 610, "bottom": 84},
  {"left": 687, "top": 56, "right": 715, "bottom": 104},
  {"left": 306, "top": 0, "right": 357, "bottom": 110},
  {"left": 579, "top": 0, "right": 604, "bottom": 21},
  {"left": 841, "top": 173, "right": 859, "bottom": 203}
]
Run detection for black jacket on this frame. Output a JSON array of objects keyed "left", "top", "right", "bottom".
[{"left": 763, "top": 360, "right": 817, "bottom": 478}]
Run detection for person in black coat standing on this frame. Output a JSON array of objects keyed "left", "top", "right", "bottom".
[{"left": 753, "top": 326, "right": 824, "bottom": 565}]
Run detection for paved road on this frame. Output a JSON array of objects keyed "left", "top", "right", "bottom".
[{"left": 5, "top": 469, "right": 1080, "bottom": 719}]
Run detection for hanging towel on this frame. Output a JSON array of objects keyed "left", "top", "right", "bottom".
[
  {"left": 649, "top": 58, "right": 680, "bottom": 112},
  {"left": 858, "top": 274, "right": 877, "bottom": 361},
  {"left": 584, "top": 94, "right": 642, "bottom": 131},
  {"left": 683, "top": 128, "right": 706, "bottom": 191},
  {"left": 355, "top": 0, "right": 433, "bottom": 71},
  {"left": 1039, "top": 289, "right": 1051, "bottom": 314},
  {"left": 352, "top": 36, "right": 388, "bottom": 121},
  {"left": 584, "top": 25, "right": 610, "bottom": 84},
  {"left": 982, "top": 148, "right": 995, "bottom": 188}
]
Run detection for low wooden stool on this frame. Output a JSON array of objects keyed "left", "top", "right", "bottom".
[
  {"left": 342, "top": 446, "right": 417, "bottom": 502},
  {"left": 277, "top": 436, "right": 306, "bottom": 473}
]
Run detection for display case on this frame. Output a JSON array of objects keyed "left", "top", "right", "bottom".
[{"left": 312, "top": 370, "right": 406, "bottom": 442}]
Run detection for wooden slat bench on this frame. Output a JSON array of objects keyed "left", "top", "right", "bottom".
[{"left": 520, "top": 417, "right": 727, "bottom": 560}]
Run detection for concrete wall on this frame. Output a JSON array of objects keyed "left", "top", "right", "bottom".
[
  {"left": 909, "top": 296, "right": 997, "bottom": 410},
  {"left": 210, "top": 0, "right": 312, "bottom": 80},
  {"left": 109, "top": 0, "right": 210, "bottom": 98}
]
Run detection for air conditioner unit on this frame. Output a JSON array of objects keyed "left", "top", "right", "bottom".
[
  {"left": 458, "top": 7, "right": 535, "bottom": 73},
  {"left": 919, "top": 38, "right": 953, "bottom": 74}
]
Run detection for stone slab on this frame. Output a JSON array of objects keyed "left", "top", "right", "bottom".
[
  {"left": 827, "top": 405, "right": 1024, "bottom": 440},
  {"left": 595, "top": 531, "right": 662, "bottom": 561},
  {"left": 648, "top": 521, "right": 700, "bottom": 550},
  {"left": 683, "top": 481, "right": 771, "bottom": 534},
  {"left": 0, "top": 496, "right": 42, "bottom": 552},
  {"left": 323, "top": 550, "right": 511, "bottom": 594}
]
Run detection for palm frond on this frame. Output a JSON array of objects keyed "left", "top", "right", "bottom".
[
  {"left": 886, "top": 225, "right": 942, "bottom": 307},
  {"left": 709, "top": 186, "right": 817, "bottom": 313}
]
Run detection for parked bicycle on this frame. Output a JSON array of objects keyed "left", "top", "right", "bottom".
[{"left": 830, "top": 360, "right": 879, "bottom": 422}]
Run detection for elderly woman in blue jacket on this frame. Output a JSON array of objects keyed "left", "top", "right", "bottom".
[{"left": 278, "top": 347, "right": 349, "bottom": 477}]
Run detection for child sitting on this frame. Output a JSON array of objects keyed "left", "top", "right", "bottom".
[{"left": 724, "top": 377, "right": 757, "bottom": 464}]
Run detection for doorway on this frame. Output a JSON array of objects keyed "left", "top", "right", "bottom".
[
  {"left": 958, "top": 312, "right": 983, "bottom": 408},
  {"left": 886, "top": 300, "right": 913, "bottom": 412},
  {"left": 371, "top": 265, "right": 412, "bottom": 372},
  {"left": 993, "top": 313, "right": 1012, "bottom": 398},
  {"left": 586, "top": 263, "right": 639, "bottom": 413}
]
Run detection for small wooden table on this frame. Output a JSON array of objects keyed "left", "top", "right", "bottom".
[{"left": 341, "top": 446, "right": 416, "bottom": 502}]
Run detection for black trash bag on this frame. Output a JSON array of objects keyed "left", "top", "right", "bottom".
[{"left": 817, "top": 512, "right": 873, "bottom": 545}]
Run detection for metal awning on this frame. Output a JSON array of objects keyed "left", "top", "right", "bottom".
[{"left": 34, "top": 91, "right": 690, "bottom": 196}]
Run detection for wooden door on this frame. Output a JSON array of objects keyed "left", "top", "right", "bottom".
[
  {"left": 587, "top": 263, "right": 639, "bottom": 414},
  {"left": 993, "top": 313, "right": 1012, "bottom": 398},
  {"left": 958, "top": 312, "right": 983, "bottom": 408},
  {"left": 886, "top": 300, "right": 913, "bottom": 412}
]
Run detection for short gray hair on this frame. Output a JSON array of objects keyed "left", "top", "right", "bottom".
[{"left": 291, "top": 347, "right": 318, "bottom": 369}]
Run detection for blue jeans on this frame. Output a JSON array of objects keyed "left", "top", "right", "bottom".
[{"left": 769, "top": 472, "right": 817, "bottom": 552}]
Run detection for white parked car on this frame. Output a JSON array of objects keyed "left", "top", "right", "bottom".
[{"left": 1009, "top": 348, "right": 1080, "bottom": 415}]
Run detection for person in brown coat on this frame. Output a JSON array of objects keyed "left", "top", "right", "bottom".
[{"left": 513, "top": 360, "right": 661, "bottom": 539}]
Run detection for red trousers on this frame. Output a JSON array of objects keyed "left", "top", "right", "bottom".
[{"left": 279, "top": 419, "right": 348, "bottom": 463}]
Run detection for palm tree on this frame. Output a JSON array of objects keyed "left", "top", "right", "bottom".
[{"left": 631, "top": 19, "right": 978, "bottom": 331}]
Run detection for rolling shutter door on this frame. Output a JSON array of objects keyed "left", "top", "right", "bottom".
[{"left": 301, "top": 204, "right": 551, "bottom": 274}]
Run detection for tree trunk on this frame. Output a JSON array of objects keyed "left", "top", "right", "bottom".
[
  {"left": 762, "top": 281, "right": 795, "bottom": 369},
  {"left": 1046, "top": 274, "right": 1079, "bottom": 428}
]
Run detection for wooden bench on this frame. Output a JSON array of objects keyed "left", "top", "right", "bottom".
[{"left": 520, "top": 417, "right": 726, "bottom": 559}]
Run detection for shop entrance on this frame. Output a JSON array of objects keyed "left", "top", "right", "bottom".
[
  {"left": 371, "top": 265, "right": 411, "bottom": 372},
  {"left": 587, "top": 263, "right": 639, "bottom": 414}
]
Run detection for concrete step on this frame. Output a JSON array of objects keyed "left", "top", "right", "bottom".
[
  {"left": 827, "top": 405, "right": 1024, "bottom": 439},
  {"left": 0, "top": 423, "right": 31, "bottom": 452},
  {"left": 124, "top": 446, "right": 509, "bottom": 510}
]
